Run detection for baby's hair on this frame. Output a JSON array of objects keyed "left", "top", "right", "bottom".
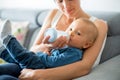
[{"left": 76, "top": 18, "right": 98, "bottom": 43}]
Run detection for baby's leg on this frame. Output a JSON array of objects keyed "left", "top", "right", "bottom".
[
  {"left": 0, "top": 20, "right": 20, "bottom": 63},
  {"left": 0, "top": 75, "right": 18, "bottom": 80},
  {"left": 0, "top": 75, "right": 19, "bottom": 80},
  {"left": 0, "top": 46, "right": 17, "bottom": 63},
  {"left": 3, "top": 35, "right": 45, "bottom": 69},
  {"left": 0, "top": 63, "right": 22, "bottom": 78},
  {"left": 0, "top": 19, "right": 45, "bottom": 69}
]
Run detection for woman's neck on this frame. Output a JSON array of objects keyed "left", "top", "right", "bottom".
[
  {"left": 66, "top": 9, "right": 90, "bottom": 21},
  {"left": 55, "top": 9, "right": 90, "bottom": 31}
]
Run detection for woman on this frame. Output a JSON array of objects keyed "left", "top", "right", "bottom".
[{"left": 19, "top": 0, "right": 108, "bottom": 80}]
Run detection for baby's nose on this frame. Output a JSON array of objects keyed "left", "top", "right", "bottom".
[{"left": 69, "top": 31, "right": 74, "bottom": 36}]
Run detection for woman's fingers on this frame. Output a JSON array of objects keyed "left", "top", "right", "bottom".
[
  {"left": 53, "top": 36, "right": 67, "bottom": 48},
  {"left": 42, "top": 36, "right": 67, "bottom": 49},
  {"left": 19, "top": 69, "right": 34, "bottom": 80},
  {"left": 42, "top": 36, "right": 50, "bottom": 44},
  {"left": 57, "top": 39, "right": 67, "bottom": 48}
]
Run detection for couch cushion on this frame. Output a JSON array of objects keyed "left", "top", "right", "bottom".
[
  {"left": 24, "top": 27, "right": 39, "bottom": 49},
  {"left": 0, "top": 19, "right": 29, "bottom": 46},
  {"left": 75, "top": 55, "right": 120, "bottom": 80},
  {"left": 87, "top": 11, "right": 120, "bottom": 63},
  {"left": 36, "top": 10, "right": 50, "bottom": 27},
  {"left": 28, "top": 27, "right": 41, "bottom": 49},
  {"left": 100, "top": 36, "right": 120, "bottom": 63},
  {"left": 88, "top": 11, "right": 120, "bottom": 36}
]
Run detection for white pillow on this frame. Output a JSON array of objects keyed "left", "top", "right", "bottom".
[
  {"left": 92, "top": 35, "right": 107, "bottom": 68},
  {"left": 0, "top": 19, "right": 29, "bottom": 46},
  {"left": 11, "top": 21, "right": 29, "bottom": 45}
]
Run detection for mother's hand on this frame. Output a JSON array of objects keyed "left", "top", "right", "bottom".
[
  {"left": 19, "top": 69, "right": 34, "bottom": 80},
  {"left": 50, "top": 36, "right": 68, "bottom": 49},
  {"left": 30, "top": 36, "right": 52, "bottom": 55},
  {"left": 30, "top": 35, "right": 67, "bottom": 55},
  {"left": 19, "top": 69, "right": 47, "bottom": 80}
]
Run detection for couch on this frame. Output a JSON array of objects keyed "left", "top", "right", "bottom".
[{"left": 0, "top": 9, "right": 120, "bottom": 80}]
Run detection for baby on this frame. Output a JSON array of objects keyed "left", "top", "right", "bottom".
[{"left": 0, "top": 18, "right": 98, "bottom": 69}]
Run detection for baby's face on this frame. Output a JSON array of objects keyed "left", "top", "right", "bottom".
[{"left": 66, "top": 20, "right": 90, "bottom": 49}]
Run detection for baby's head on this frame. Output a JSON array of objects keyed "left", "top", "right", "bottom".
[{"left": 66, "top": 18, "right": 98, "bottom": 49}]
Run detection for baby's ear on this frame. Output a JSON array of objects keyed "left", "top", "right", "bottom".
[{"left": 83, "top": 42, "right": 93, "bottom": 49}]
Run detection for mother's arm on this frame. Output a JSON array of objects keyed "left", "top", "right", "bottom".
[
  {"left": 30, "top": 9, "right": 67, "bottom": 53},
  {"left": 19, "top": 19, "right": 108, "bottom": 80},
  {"left": 30, "top": 9, "right": 58, "bottom": 53}
]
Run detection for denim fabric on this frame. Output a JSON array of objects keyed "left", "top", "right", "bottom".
[
  {"left": 37, "top": 47, "right": 83, "bottom": 68},
  {"left": 0, "top": 63, "right": 21, "bottom": 77},
  {"left": 0, "top": 46, "right": 5, "bottom": 55},
  {"left": 0, "top": 75, "right": 18, "bottom": 80},
  {"left": 0, "top": 46, "right": 18, "bottom": 63},
  {"left": 3, "top": 35, "right": 46, "bottom": 69},
  {"left": 2, "top": 35, "right": 83, "bottom": 69}
]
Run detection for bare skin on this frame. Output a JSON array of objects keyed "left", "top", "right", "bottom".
[{"left": 19, "top": 0, "right": 108, "bottom": 80}]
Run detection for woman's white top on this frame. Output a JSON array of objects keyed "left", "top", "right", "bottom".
[{"left": 51, "top": 10, "right": 107, "bottom": 68}]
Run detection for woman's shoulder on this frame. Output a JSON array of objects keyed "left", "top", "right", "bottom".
[
  {"left": 44, "top": 9, "right": 60, "bottom": 23},
  {"left": 93, "top": 18, "right": 108, "bottom": 33},
  {"left": 42, "top": 9, "right": 59, "bottom": 26},
  {"left": 48, "top": 9, "right": 59, "bottom": 17}
]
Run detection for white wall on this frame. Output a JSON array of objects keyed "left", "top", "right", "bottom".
[
  {"left": 0, "top": 0, "right": 120, "bottom": 12},
  {"left": 81, "top": 0, "right": 120, "bottom": 12},
  {"left": 0, "top": 0, "right": 56, "bottom": 9}
]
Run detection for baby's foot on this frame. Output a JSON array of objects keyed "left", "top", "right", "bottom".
[{"left": 0, "top": 19, "right": 12, "bottom": 42}]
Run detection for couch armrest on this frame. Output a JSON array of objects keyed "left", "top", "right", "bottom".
[{"left": 74, "top": 54, "right": 120, "bottom": 80}]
